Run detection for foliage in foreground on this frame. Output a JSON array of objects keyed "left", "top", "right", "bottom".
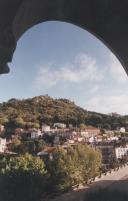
[
  {"left": 0, "top": 154, "right": 47, "bottom": 201},
  {"left": 0, "top": 145, "right": 102, "bottom": 201},
  {"left": 46, "top": 144, "right": 102, "bottom": 193}
]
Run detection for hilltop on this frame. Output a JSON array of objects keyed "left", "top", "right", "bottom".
[{"left": 0, "top": 95, "right": 127, "bottom": 131}]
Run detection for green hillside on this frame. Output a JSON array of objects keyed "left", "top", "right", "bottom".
[{"left": 0, "top": 95, "right": 127, "bottom": 131}]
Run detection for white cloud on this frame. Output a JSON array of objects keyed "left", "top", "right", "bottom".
[
  {"left": 35, "top": 66, "right": 60, "bottom": 89},
  {"left": 85, "top": 91, "right": 128, "bottom": 115},
  {"left": 34, "top": 53, "right": 128, "bottom": 115},
  {"left": 108, "top": 54, "right": 127, "bottom": 82},
  {"left": 34, "top": 53, "right": 103, "bottom": 90},
  {"left": 84, "top": 54, "right": 128, "bottom": 114},
  {"left": 62, "top": 54, "right": 103, "bottom": 82}
]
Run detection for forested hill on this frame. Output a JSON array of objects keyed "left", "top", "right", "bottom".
[{"left": 0, "top": 95, "right": 127, "bottom": 130}]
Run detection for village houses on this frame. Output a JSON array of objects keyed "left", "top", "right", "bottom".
[{"left": 0, "top": 138, "right": 6, "bottom": 153}]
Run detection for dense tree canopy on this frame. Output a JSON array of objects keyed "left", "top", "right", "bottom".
[
  {"left": 46, "top": 144, "right": 102, "bottom": 192},
  {"left": 0, "top": 144, "right": 102, "bottom": 200},
  {"left": 0, "top": 154, "right": 47, "bottom": 201},
  {"left": 0, "top": 153, "right": 46, "bottom": 174},
  {"left": 1, "top": 95, "right": 127, "bottom": 134},
  {"left": 9, "top": 138, "right": 46, "bottom": 154}
]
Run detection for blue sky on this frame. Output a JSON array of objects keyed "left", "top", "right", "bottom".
[{"left": 0, "top": 21, "right": 127, "bottom": 114}]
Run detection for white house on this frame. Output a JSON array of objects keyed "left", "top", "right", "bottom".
[
  {"left": 89, "top": 136, "right": 95, "bottom": 143},
  {"left": 31, "top": 129, "right": 43, "bottom": 139},
  {"left": 42, "top": 125, "right": 50, "bottom": 132},
  {"left": 107, "top": 136, "right": 119, "bottom": 142},
  {"left": 72, "top": 131, "right": 77, "bottom": 136},
  {"left": 0, "top": 138, "right": 6, "bottom": 153},
  {"left": 67, "top": 139, "right": 75, "bottom": 144},
  {"left": 104, "top": 130, "right": 114, "bottom": 136},
  {"left": 120, "top": 127, "right": 126, "bottom": 133},
  {"left": 53, "top": 123, "right": 66, "bottom": 129},
  {"left": 80, "top": 131, "right": 89, "bottom": 138},
  {"left": 115, "top": 145, "right": 128, "bottom": 159},
  {"left": 81, "top": 127, "right": 100, "bottom": 138},
  {"left": 0, "top": 125, "right": 4, "bottom": 133}
]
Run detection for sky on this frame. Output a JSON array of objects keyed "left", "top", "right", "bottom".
[{"left": 0, "top": 21, "right": 128, "bottom": 115}]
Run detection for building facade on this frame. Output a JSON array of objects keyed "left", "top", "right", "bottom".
[{"left": 0, "top": 138, "right": 6, "bottom": 153}]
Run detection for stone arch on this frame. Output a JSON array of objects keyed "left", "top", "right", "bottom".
[{"left": 0, "top": 0, "right": 128, "bottom": 75}]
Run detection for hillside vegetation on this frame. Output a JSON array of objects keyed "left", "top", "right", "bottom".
[{"left": 0, "top": 95, "right": 127, "bottom": 131}]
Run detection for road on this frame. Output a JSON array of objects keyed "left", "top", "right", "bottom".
[{"left": 47, "top": 165, "right": 128, "bottom": 201}]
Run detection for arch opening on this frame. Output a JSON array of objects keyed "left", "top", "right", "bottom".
[{"left": 12, "top": 0, "right": 127, "bottom": 75}]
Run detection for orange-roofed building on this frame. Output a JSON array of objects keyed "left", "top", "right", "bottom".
[{"left": 37, "top": 147, "right": 56, "bottom": 160}]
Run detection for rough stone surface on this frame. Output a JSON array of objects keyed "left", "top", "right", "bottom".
[{"left": 0, "top": 0, "right": 128, "bottom": 75}]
